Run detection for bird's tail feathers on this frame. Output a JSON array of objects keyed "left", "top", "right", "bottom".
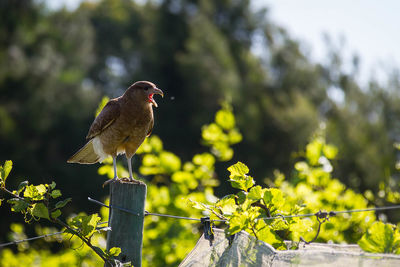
[{"left": 67, "top": 139, "right": 100, "bottom": 164}]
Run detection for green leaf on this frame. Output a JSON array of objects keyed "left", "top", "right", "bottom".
[
  {"left": 226, "top": 212, "right": 248, "bottom": 235},
  {"left": 358, "top": 221, "right": 399, "bottom": 253},
  {"left": 228, "top": 162, "right": 254, "bottom": 191},
  {"left": 51, "top": 209, "right": 62, "bottom": 219},
  {"left": 323, "top": 144, "right": 338, "bottom": 159},
  {"left": 50, "top": 189, "right": 62, "bottom": 199},
  {"left": 202, "top": 123, "right": 224, "bottom": 143},
  {"left": 192, "top": 153, "right": 215, "bottom": 168},
  {"left": 7, "top": 198, "right": 29, "bottom": 212},
  {"left": 159, "top": 151, "right": 181, "bottom": 173},
  {"left": 3, "top": 160, "right": 12, "bottom": 179},
  {"left": 228, "top": 129, "right": 242, "bottom": 144},
  {"left": 109, "top": 247, "right": 122, "bottom": 257},
  {"left": 31, "top": 203, "right": 50, "bottom": 220},
  {"left": 248, "top": 186, "right": 263, "bottom": 202},
  {"left": 256, "top": 220, "right": 286, "bottom": 249},
  {"left": 82, "top": 214, "right": 101, "bottom": 238},
  {"left": 263, "top": 188, "right": 284, "bottom": 210},
  {"left": 215, "top": 109, "right": 235, "bottom": 130},
  {"left": 228, "top": 162, "right": 249, "bottom": 178},
  {"left": 0, "top": 160, "right": 12, "bottom": 186},
  {"left": 17, "top": 181, "right": 29, "bottom": 193},
  {"left": 23, "top": 184, "right": 47, "bottom": 200},
  {"left": 216, "top": 195, "right": 237, "bottom": 215},
  {"left": 189, "top": 199, "right": 209, "bottom": 211},
  {"left": 306, "top": 139, "right": 323, "bottom": 166},
  {"left": 55, "top": 198, "right": 72, "bottom": 209},
  {"left": 49, "top": 181, "right": 56, "bottom": 190},
  {"left": 69, "top": 213, "right": 101, "bottom": 238}
]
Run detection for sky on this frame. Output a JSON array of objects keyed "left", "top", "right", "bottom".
[
  {"left": 261, "top": 0, "right": 400, "bottom": 84},
  {"left": 48, "top": 0, "right": 400, "bottom": 84}
]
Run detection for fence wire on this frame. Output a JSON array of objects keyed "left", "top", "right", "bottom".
[{"left": 1, "top": 198, "right": 400, "bottom": 249}]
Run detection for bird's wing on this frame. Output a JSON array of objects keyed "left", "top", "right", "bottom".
[
  {"left": 147, "top": 116, "right": 154, "bottom": 137},
  {"left": 86, "top": 100, "right": 120, "bottom": 139}
]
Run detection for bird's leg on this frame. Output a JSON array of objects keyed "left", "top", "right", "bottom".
[
  {"left": 126, "top": 156, "right": 141, "bottom": 184},
  {"left": 102, "top": 156, "right": 119, "bottom": 187},
  {"left": 113, "top": 156, "right": 118, "bottom": 179},
  {"left": 127, "top": 156, "right": 133, "bottom": 180}
]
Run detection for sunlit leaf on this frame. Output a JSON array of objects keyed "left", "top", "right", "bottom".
[
  {"left": 358, "top": 221, "right": 400, "bottom": 254},
  {"left": 3, "top": 160, "right": 12, "bottom": 180},
  {"left": 323, "top": 144, "right": 338, "bottom": 160},
  {"left": 215, "top": 109, "right": 235, "bottom": 130},
  {"left": 69, "top": 213, "right": 101, "bottom": 238},
  {"left": 109, "top": 247, "right": 122, "bottom": 257},
  {"left": 306, "top": 138, "right": 323, "bottom": 166},
  {"left": 248, "top": 186, "right": 263, "bottom": 202},
  {"left": 228, "top": 162, "right": 249, "bottom": 178},
  {"left": 31, "top": 203, "right": 50, "bottom": 220},
  {"left": 227, "top": 212, "right": 248, "bottom": 235},
  {"left": 216, "top": 195, "right": 237, "bottom": 215},
  {"left": 23, "top": 184, "right": 47, "bottom": 201}
]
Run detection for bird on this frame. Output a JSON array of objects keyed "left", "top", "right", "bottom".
[{"left": 67, "top": 81, "right": 164, "bottom": 185}]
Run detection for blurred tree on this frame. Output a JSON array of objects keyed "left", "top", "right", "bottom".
[
  {"left": 1, "top": 0, "right": 400, "bottom": 244},
  {"left": 0, "top": 0, "right": 103, "bottom": 237}
]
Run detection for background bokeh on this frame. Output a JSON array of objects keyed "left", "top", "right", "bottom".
[{"left": 1, "top": 0, "right": 400, "bottom": 253}]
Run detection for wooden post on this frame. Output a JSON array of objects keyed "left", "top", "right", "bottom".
[{"left": 106, "top": 181, "right": 147, "bottom": 266}]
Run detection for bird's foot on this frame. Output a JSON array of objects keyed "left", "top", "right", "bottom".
[
  {"left": 102, "top": 177, "right": 119, "bottom": 187},
  {"left": 120, "top": 177, "right": 143, "bottom": 185}
]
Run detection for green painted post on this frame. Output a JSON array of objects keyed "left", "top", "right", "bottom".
[{"left": 106, "top": 181, "right": 147, "bottom": 266}]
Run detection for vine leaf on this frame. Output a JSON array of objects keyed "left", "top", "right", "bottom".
[
  {"left": 8, "top": 198, "right": 29, "bottom": 212},
  {"left": 31, "top": 203, "right": 50, "bottom": 219},
  {"left": 228, "top": 162, "right": 254, "bottom": 191},
  {"left": 0, "top": 160, "right": 12, "bottom": 187},
  {"left": 358, "top": 221, "right": 400, "bottom": 254},
  {"left": 108, "top": 247, "right": 122, "bottom": 257},
  {"left": 56, "top": 198, "right": 72, "bottom": 209}
]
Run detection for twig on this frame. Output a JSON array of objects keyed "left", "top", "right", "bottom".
[
  {"left": 55, "top": 218, "right": 112, "bottom": 265},
  {"left": 1, "top": 187, "right": 24, "bottom": 200}
]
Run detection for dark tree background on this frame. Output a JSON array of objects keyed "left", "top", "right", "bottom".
[{"left": 1, "top": 0, "right": 399, "bottom": 239}]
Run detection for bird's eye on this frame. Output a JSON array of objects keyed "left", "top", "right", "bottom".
[{"left": 144, "top": 87, "right": 149, "bottom": 91}]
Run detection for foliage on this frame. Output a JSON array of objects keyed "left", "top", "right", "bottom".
[
  {"left": 1, "top": 99, "right": 400, "bottom": 267},
  {"left": 192, "top": 136, "right": 377, "bottom": 250},
  {"left": 0, "top": 161, "right": 121, "bottom": 266},
  {"left": 358, "top": 221, "right": 400, "bottom": 254}
]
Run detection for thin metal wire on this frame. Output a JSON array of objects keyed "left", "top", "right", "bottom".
[
  {"left": 3, "top": 199, "right": 400, "bottom": 249},
  {"left": 88, "top": 197, "right": 140, "bottom": 216},
  {"left": 0, "top": 224, "right": 110, "bottom": 248},
  {"left": 0, "top": 231, "right": 63, "bottom": 248},
  {"left": 257, "top": 205, "right": 400, "bottom": 221},
  {"left": 2, "top": 202, "right": 400, "bottom": 249},
  {"left": 88, "top": 197, "right": 226, "bottom": 222},
  {"left": 88, "top": 197, "right": 400, "bottom": 222}
]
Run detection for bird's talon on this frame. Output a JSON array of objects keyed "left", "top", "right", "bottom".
[{"left": 102, "top": 178, "right": 119, "bottom": 187}]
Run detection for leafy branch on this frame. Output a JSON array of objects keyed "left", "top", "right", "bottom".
[{"left": 0, "top": 160, "right": 123, "bottom": 266}]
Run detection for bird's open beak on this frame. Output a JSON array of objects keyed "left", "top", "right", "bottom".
[{"left": 149, "top": 87, "right": 164, "bottom": 107}]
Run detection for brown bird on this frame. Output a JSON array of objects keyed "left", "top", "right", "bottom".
[{"left": 67, "top": 81, "right": 164, "bottom": 185}]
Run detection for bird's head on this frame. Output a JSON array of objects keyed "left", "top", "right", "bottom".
[{"left": 126, "top": 81, "right": 164, "bottom": 107}]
